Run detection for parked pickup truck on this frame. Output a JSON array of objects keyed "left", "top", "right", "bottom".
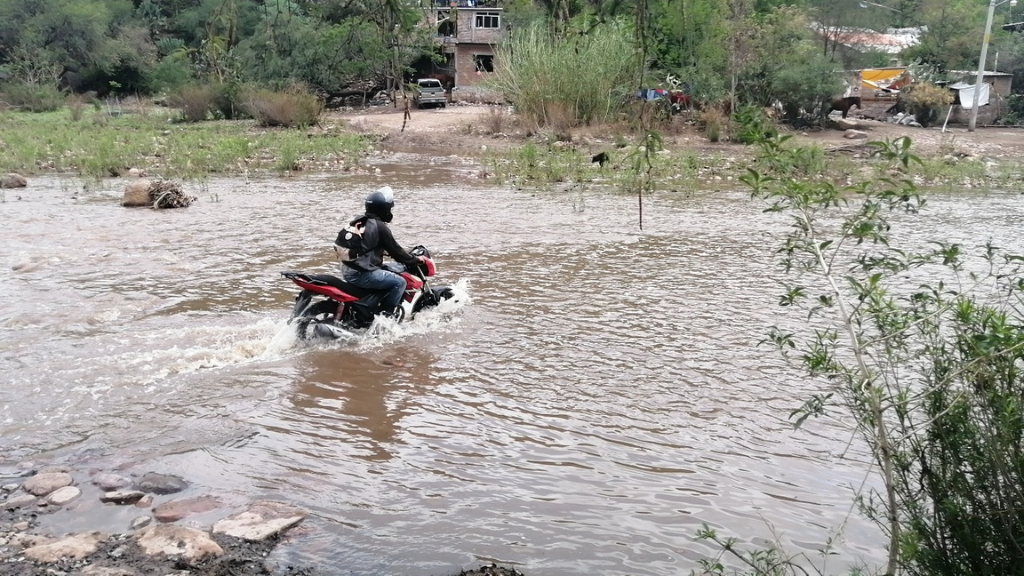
[{"left": 413, "top": 78, "right": 447, "bottom": 109}]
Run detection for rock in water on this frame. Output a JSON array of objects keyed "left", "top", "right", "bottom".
[
  {"left": 100, "top": 490, "right": 146, "bottom": 504},
  {"left": 152, "top": 496, "right": 221, "bottom": 522},
  {"left": 212, "top": 500, "right": 306, "bottom": 541},
  {"left": 23, "top": 472, "right": 74, "bottom": 496},
  {"left": 47, "top": 485, "right": 82, "bottom": 505},
  {"left": 1, "top": 173, "right": 27, "bottom": 188},
  {"left": 134, "top": 472, "right": 188, "bottom": 495},
  {"left": 93, "top": 473, "right": 133, "bottom": 491},
  {"left": 122, "top": 180, "right": 152, "bottom": 207}
]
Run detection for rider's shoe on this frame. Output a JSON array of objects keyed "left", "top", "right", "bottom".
[{"left": 380, "top": 307, "right": 404, "bottom": 323}]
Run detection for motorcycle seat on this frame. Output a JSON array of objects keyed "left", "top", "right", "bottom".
[{"left": 304, "top": 274, "right": 378, "bottom": 299}]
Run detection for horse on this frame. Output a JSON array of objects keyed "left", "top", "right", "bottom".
[{"left": 828, "top": 96, "right": 861, "bottom": 119}]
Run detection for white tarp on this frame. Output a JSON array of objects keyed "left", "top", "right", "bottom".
[{"left": 950, "top": 82, "right": 991, "bottom": 109}]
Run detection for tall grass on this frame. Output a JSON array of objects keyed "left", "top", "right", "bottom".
[
  {"left": 168, "top": 85, "right": 219, "bottom": 122},
  {"left": 489, "top": 21, "right": 638, "bottom": 128},
  {"left": 0, "top": 111, "right": 367, "bottom": 179},
  {"left": 243, "top": 88, "right": 322, "bottom": 128},
  {"left": 0, "top": 81, "right": 65, "bottom": 113}
]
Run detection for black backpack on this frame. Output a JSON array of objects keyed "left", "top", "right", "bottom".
[{"left": 334, "top": 216, "right": 376, "bottom": 256}]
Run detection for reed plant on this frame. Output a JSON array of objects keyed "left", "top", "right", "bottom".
[{"left": 489, "top": 21, "right": 637, "bottom": 128}]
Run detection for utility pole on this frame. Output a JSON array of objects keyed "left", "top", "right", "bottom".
[{"left": 970, "top": 0, "right": 1017, "bottom": 131}]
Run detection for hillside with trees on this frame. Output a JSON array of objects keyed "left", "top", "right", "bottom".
[{"left": 1, "top": 0, "right": 1021, "bottom": 123}]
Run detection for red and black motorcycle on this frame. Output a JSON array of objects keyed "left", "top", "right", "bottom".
[{"left": 282, "top": 245, "right": 454, "bottom": 339}]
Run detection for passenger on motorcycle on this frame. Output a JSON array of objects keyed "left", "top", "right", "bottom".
[{"left": 336, "top": 186, "right": 425, "bottom": 319}]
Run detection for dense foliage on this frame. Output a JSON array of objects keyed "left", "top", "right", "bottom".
[{"left": 0, "top": 0, "right": 1020, "bottom": 111}]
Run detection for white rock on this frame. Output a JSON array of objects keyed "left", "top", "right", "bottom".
[
  {"left": 130, "top": 515, "right": 152, "bottom": 530},
  {"left": 93, "top": 473, "right": 133, "bottom": 491},
  {"left": 81, "top": 567, "right": 136, "bottom": 576},
  {"left": 47, "top": 485, "right": 82, "bottom": 505},
  {"left": 836, "top": 118, "right": 860, "bottom": 130},
  {"left": 3, "top": 494, "right": 37, "bottom": 508},
  {"left": 23, "top": 472, "right": 73, "bottom": 496},
  {"left": 135, "top": 524, "right": 223, "bottom": 562},
  {"left": 9, "top": 533, "right": 52, "bottom": 549},
  {"left": 23, "top": 532, "right": 108, "bottom": 562},
  {"left": 101, "top": 490, "right": 146, "bottom": 504},
  {"left": 212, "top": 500, "right": 306, "bottom": 541}
]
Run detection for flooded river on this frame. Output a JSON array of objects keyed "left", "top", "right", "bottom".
[{"left": 2, "top": 154, "right": 1022, "bottom": 575}]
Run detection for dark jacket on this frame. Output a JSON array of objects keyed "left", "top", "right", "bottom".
[{"left": 343, "top": 213, "right": 418, "bottom": 272}]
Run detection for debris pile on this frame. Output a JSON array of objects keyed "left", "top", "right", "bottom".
[{"left": 122, "top": 179, "right": 197, "bottom": 208}]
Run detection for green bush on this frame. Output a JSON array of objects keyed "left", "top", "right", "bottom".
[
  {"left": 733, "top": 105, "right": 777, "bottom": 145},
  {"left": 146, "top": 53, "right": 194, "bottom": 94},
  {"left": 210, "top": 81, "right": 250, "bottom": 120},
  {"left": 770, "top": 52, "right": 842, "bottom": 124},
  {"left": 0, "top": 82, "right": 65, "bottom": 112},
  {"left": 903, "top": 82, "right": 953, "bottom": 127},
  {"left": 242, "top": 87, "right": 322, "bottom": 128},
  {"left": 1001, "top": 93, "right": 1024, "bottom": 125}
]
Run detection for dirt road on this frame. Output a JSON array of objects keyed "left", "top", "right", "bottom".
[{"left": 331, "top": 103, "right": 1024, "bottom": 160}]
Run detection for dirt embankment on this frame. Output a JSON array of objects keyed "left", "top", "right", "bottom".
[{"left": 331, "top": 103, "right": 1024, "bottom": 162}]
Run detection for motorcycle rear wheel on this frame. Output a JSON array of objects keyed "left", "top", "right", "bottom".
[{"left": 294, "top": 300, "right": 339, "bottom": 340}]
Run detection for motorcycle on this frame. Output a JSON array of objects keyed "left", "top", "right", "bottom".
[{"left": 282, "top": 245, "right": 454, "bottom": 340}]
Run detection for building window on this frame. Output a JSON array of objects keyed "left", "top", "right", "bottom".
[
  {"left": 475, "top": 12, "right": 500, "bottom": 29},
  {"left": 473, "top": 54, "right": 494, "bottom": 72}
]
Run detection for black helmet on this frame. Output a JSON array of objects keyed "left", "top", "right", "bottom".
[{"left": 365, "top": 186, "right": 395, "bottom": 223}]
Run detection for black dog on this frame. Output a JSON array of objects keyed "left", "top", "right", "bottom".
[{"left": 591, "top": 152, "right": 609, "bottom": 167}]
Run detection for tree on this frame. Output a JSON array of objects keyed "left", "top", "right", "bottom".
[
  {"left": 905, "top": 0, "right": 987, "bottom": 72},
  {"left": 647, "top": 0, "right": 728, "bottom": 104},
  {"left": 0, "top": 0, "right": 136, "bottom": 73}
]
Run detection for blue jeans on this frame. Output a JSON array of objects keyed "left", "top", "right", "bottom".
[{"left": 342, "top": 266, "right": 406, "bottom": 313}]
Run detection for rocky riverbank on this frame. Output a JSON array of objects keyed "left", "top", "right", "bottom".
[{"left": 0, "top": 464, "right": 523, "bottom": 576}]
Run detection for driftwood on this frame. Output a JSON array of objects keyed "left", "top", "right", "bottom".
[
  {"left": 824, "top": 143, "right": 875, "bottom": 157},
  {"left": 149, "top": 181, "right": 196, "bottom": 208},
  {"left": 122, "top": 179, "right": 197, "bottom": 208}
]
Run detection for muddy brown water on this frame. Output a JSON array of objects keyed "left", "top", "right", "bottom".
[{"left": 2, "top": 153, "right": 1022, "bottom": 575}]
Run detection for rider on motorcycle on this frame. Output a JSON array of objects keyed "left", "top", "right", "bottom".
[{"left": 337, "top": 186, "right": 425, "bottom": 319}]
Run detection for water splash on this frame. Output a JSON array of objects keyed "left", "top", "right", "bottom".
[{"left": 306, "top": 278, "right": 472, "bottom": 350}]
